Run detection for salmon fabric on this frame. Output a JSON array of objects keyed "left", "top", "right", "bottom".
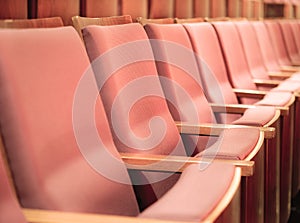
[{"left": 0, "top": 27, "right": 139, "bottom": 216}]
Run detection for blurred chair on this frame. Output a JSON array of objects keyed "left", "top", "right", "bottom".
[
  {"left": 72, "top": 15, "right": 133, "bottom": 40},
  {"left": 175, "top": 17, "right": 204, "bottom": 24},
  {"left": 212, "top": 21, "right": 295, "bottom": 223},
  {"left": 0, "top": 17, "right": 63, "bottom": 28}
]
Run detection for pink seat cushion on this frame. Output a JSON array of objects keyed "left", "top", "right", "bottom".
[
  {"left": 0, "top": 27, "right": 139, "bottom": 215},
  {"left": 140, "top": 162, "right": 236, "bottom": 221},
  {"left": 233, "top": 106, "right": 277, "bottom": 127},
  {"left": 271, "top": 80, "right": 300, "bottom": 92},
  {"left": 197, "top": 128, "right": 260, "bottom": 160},
  {"left": 255, "top": 91, "right": 293, "bottom": 107}
]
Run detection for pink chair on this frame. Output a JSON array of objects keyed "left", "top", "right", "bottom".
[
  {"left": 0, "top": 17, "right": 64, "bottom": 28},
  {"left": 145, "top": 22, "right": 281, "bottom": 223},
  {"left": 184, "top": 23, "right": 290, "bottom": 222},
  {"left": 278, "top": 20, "right": 300, "bottom": 65},
  {"left": 265, "top": 20, "right": 300, "bottom": 66},
  {"left": 82, "top": 22, "right": 271, "bottom": 223},
  {"left": 122, "top": 0, "right": 148, "bottom": 20},
  {"left": 0, "top": 26, "right": 243, "bottom": 223},
  {"left": 174, "top": 0, "right": 193, "bottom": 18},
  {"left": 149, "top": 0, "right": 174, "bottom": 18},
  {"left": 212, "top": 21, "right": 296, "bottom": 223}
]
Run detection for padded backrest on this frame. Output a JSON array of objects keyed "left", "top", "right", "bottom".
[
  {"left": 149, "top": 0, "right": 174, "bottom": 18},
  {"left": 194, "top": 0, "right": 210, "bottom": 17},
  {"left": 264, "top": 20, "right": 292, "bottom": 66},
  {"left": 83, "top": 23, "right": 187, "bottom": 207},
  {"left": 290, "top": 21, "right": 300, "bottom": 53},
  {"left": 174, "top": 0, "right": 194, "bottom": 18},
  {"left": 251, "top": 21, "right": 281, "bottom": 72},
  {"left": 183, "top": 22, "right": 241, "bottom": 123},
  {"left": 212, "top": 21, "right": 259, "bottom": 104},
  {"left": 234, "top": 21, "right": 270, "bottom": 80},
  {"left": 278, "top": 20, "right": 300, "bottom": 62},
  {"left": 72, "top": 15, "right": 133, "bottom": 40},
  {"left": 0, "top": 149, "right": 27, "bottom": 223},
  {"left": 0, "top": 26, "right": 139, "bottom": 216},
  {"left": 122, "top": 0, "right": 148, "bottom": 20},
  {"left": 85, "top": 0, "right": 119, "bottom": 17},
  {"left": 83, "top": 23, "right": 186, "bottom": 156},
  {"left": 0, "top": 17, "right": 64, "bottom": 28},
  {"left": 144, "top": 23, "right": 217, "bottom": 153}
]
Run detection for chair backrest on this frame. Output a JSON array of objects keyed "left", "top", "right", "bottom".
[
  {"left": 0, "top": 17, "right": 64, "bottom": 28},
  {"left": 85, "top": 0, "right": 118, "bottom": 17},
  {"left": 234, "top": 20, "right": 270, "bottom": 80},
  {"left": 251, "top": 21, "right": 282, "bottom": 72},
  {"left": 264, "top": 20, "right": 292, "bottom": 66},
  {"left": 149, "top": 0, "right": 174, "bottom": 18},
  {"left": 82, "top": 23, "right": 188, "bottom": 207},
  {"left": 278, "top": 20, "right": 300, "bottom": 63},
  {"left": 183, "top": 22, "right": 241, "bottom": 123},
  {"left": 0, "top": 148, "right": 27, "bottom": 223},
  {"left": 174, "top": 0, "right": 194, "bottom": 18},
  {"left": 212, "top": 21, "right": 259, "bottom": 104},
  {"left": 144, "top": 23, "right": 218, "bottom": 153},
  {"left": 122, "top": 0, "right": 148, "bottom": 20},
  {"left": 0, "top": 26, "right": 139, "bottom": 215},
  {"left": 72, "top": 15, "right": 133, "bottom": 40},
  {"left": 289, "top": 20, "right": 300, "bottom": 54}
]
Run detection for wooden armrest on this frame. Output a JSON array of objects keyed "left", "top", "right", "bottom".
[
  {"left": 210, "top": 103, "right": 256, "bottom": 114},
  {"left": 280, "top": 65, "right": 300, "bottom": 72},
  {"left": 121, "top": 153, "right": 254, "bottom": 176},
  {"left": 233, "top": 89, "right": 289, "bottom": 115},
  {"left": 268, "top": 71, "right": 293, "bottom": 79},
  {"left": 23, "top": 208, "right": 173, "bottom": 223},
  {"left": 232, "top": 88, "right": 267, "bottom": 99},
  {"left": 175, "top": 122, "right": 275, "bottom": 139},
  {"left": 252, "top": 79, "right": 281, "bottom": 87}
]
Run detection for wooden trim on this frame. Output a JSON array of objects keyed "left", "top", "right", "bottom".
[
  {"left": 204, "top": 168, "right": 241, "bottom": 222},
  {"left": 175, "top": 122, "right": 275, "bottom": 139},
  {"left": 252, "top": 78, "right": 281, "bottom": 87},
  {"left": 233, "top": 88, "right": 267, "bottom": 99},
  {"left": 281, "top": 65, "right": 300, "bottom": 72},
  {"left": 23, "top": 208, "right": 183, "bottom": 223},
  {"left": 121, "top": 153, "right": 255, "bottom": 176},
  {"left": 268, "top": 71, "right": 293, "bottom": 79},
  {"left": 210, "top": 103, "right": 256, "bottom": 114}
]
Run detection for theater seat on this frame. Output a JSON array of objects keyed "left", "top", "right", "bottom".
[
  {"left": 212, "top": 21, "right": 296, "bottom": 223},
  {"left": 0, "top": 25, "right": 243, "bottom": 223},
  {"left": 183, "top": 22, "right": 290, "bottom": 223},
  {"left": 0, "top": 17, "right": 64, "bottom": 28},
  {"left": 72, "top": 15, "right": 133, "bottom": 40},
  {"left": 82, "top": 22, "right": 269, "bottom": 223}
]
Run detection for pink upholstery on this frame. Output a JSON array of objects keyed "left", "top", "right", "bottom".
[
  {"left": 140, "top": 162, "right": 236, "bottom": 221},
  {"left": 0, "top": 17, "right": 64, "bottom": 28},
  {"left": 0, "top": 27, "right": 139, "bottom": 216},
  {"left": 0, "top": 153, "right": 27, "bottom": 223},
  {"left": 83, "top": 23, "right": 187, "bottom": 209},
  {"left": 175, "top": 0, "right": 193, "bottom": 18},
  {"left": 264, "top": 20, "right": 293, "bottom": 66},
  {"left": 251, "top": 21, "right": 285, "bottom": 72},
  {"left": 0, "top": 25, "right": 242, "bottom": 223},
  {"left": 278, "top": 21, "right": 300, "bottom": 64},
  {"left": 212, "top": 21, "right": 259, "bottom": 105},
  {"left": 85, "top": 0, "right": 118, "bottom": 17},
  {"left": 149, "top": 0, "right": 174, "bottom": 18},
  {"left": 290, "top": 21, "right": 300, "bottom": 54},
  {"left": 235, "top": 20, "right": 300, "bottom": 92},
  {"left": 122, "top": 0, "right": 148, "bottom": 20}
]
